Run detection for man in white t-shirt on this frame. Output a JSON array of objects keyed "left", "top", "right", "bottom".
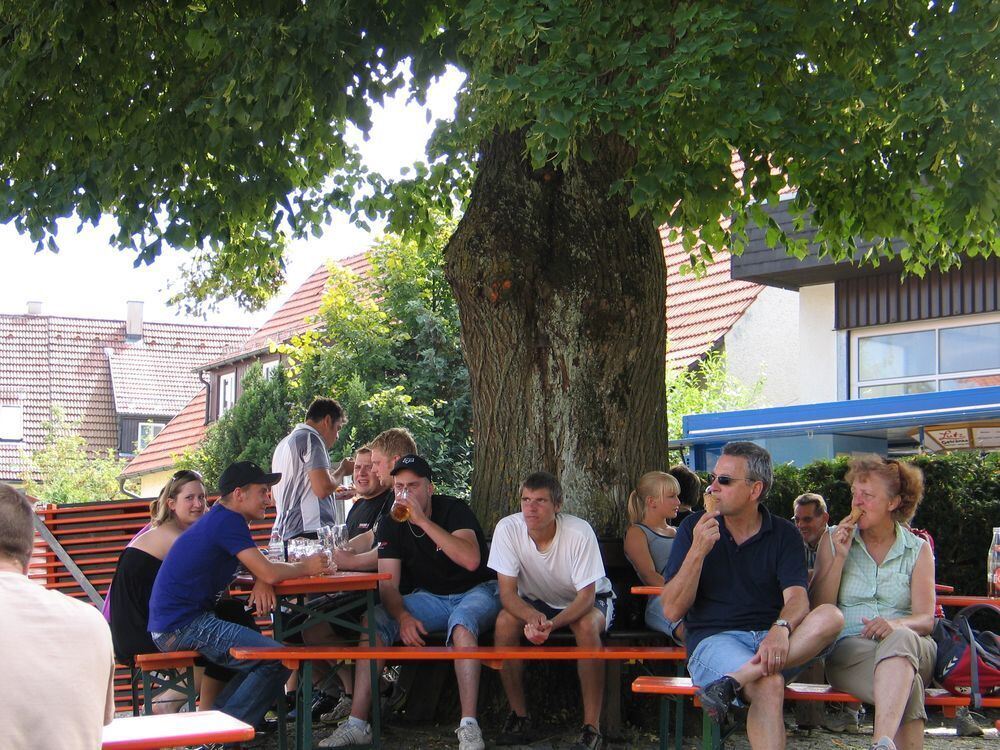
[
  {"left": 487, "top": 471, "right": 613, "bottom": 750},
  {"left": 0, "top": 484, "right": 116, "bottom": 750}
]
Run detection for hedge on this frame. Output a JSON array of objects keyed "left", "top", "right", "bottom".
[{"left": 753, "top": 451, "right": 1000, "bottom": 596}]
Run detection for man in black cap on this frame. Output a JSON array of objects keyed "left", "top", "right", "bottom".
[
  {"left": 148, "top": 461, "right": 331, "bottom": 728},
  {"left": 319, "top": 455, "right": 499, "bottom": 750}
]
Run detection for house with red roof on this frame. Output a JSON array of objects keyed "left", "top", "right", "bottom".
[
  {"left": 123, "top": 253, "right": 371, "bottom": 496},
  {"left": 0, "top": 301, "right": 251, "bottom": 486}
]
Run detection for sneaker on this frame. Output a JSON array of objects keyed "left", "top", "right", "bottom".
[
  {"left": 320, "top": 693, "right": 354, "bottom": 724},
  {"left": 695, "top": 676, "right": 740, "bottom": 725},
  {"left": 954, "top": 706, "right": 985, "bottom": 737},
  {"left": 570, "top": 724, "right": 603, "bottom": 750},
  {"left": 823, "top": 703, "right": 861, "bottom": 733},
  {"left": 869, "top": 737, "right": 897, "bottom": 750},
  {"left": 289, "top": 690, "right": 338, "bottom": 722},
  {"left": 318, "top": 720, "right": 373, "bottom": 748},
  {"left": 495, "top": 711, "right": 534, "bottom": 746},
  {"left": 456, "top": 722, "right": 486, "bottom": 750}
]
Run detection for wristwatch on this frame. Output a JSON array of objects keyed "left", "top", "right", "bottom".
[{"left": 772, "top": 618, "right": 792, "bottom": 634}]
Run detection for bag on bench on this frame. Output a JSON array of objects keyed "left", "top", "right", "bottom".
[{"left": 932, "top": 603, "right": 1000, "bottom": 708}]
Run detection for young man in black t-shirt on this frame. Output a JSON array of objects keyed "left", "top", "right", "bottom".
[
  {"left": 319, "top": 455, "right": 499, "bottom": 750},
  {"left": 333, "top": 447, "right": 393, "bottom": 572}
]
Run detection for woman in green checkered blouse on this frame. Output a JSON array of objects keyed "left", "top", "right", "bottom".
[{"left": 810, "top": 456, "right": 936, "bottom": 750}]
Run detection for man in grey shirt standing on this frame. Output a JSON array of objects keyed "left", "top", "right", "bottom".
[{"left": 272, "top": 397, "right": 353, "bottom": 541}]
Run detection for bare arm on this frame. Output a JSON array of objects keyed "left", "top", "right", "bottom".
[
  {"left": 236, "top": 546, "right": 327, "bottom": 585},
  {"left": 810, "top": 526, "right": 850, "bottom": 608},
  {"left": 624, "top": 525, "right": 665, "bottom": 587},
  {"left": 377, "top": 557, "right": 429, "bottom": 646},
  {"left": 498, "top": 573, "right": 547, "bottom": 626},
  {"left": 661, "top": 513, "right": 720, "bottom": 622},
  {"left": 549, "top": 582, "right": 597, "bottom": 631},
  {"left": 308, "top": 467, "right": 338, "bottom": 499},
  {"left": 754, "top": 585, "right": 810, "bottom": 675}
]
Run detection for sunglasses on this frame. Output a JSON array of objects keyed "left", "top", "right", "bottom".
[
  {"left": 172, "top": 469, "right": 203, "bottom": 481},
  {"left": 708, "top": 473, "right": 756, "bottom": 487}
]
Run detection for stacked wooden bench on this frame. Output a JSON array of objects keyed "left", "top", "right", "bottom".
[
  {"left": 632, "top": 675, "right": 1000, "bottom": 750},
  {"left": 125, "top": 651, "right": 200, "bottom": 716}
]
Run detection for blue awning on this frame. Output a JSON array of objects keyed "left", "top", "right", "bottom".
[{"left": 677, "top": 386, "right": 1000, "bottom": 446}]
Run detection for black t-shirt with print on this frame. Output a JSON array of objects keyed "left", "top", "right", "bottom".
[
  {"left": 375, "top": 494, "right": 493, "bottom": 595},
  {"left": 346, "top": 488, "right": 393, "bottom": 540}
]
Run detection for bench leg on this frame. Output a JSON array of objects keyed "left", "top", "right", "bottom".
[
  {"left": 142, "top": 671, "right": 155, "bottom": 716},
  {"left": 658, "top": 696, "right": 670, "bottom": 750},
  {"left": 701, "top": 710, "right": 725, "bottom": 750},
  {"left": 367, "top": 589, "right": 382, "bottom": 750},
  {"left": 295, "top": 660, "right": 314, "bottom": 750},
  {"left": 185, "top": 665, "right": 197, "bottom": 712},
  {"left": 129, "top": 665, "right": 141, "bottom": 717}
]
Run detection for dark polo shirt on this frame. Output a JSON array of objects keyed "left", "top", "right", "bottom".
[{"left": 662, "top": 505, "right": 807, "bottom": 657}]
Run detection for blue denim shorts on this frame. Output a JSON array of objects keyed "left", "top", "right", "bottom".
[
  {"left": 688, "top": 629, "right": 836, "bottom": 691},
  {"left": 374, "top": 580, "right": 501, "bottom": 645},
  {"left": 643, "top": 596, "right": 683, "bottom": 645}
]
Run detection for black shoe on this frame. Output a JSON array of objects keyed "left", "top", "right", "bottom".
[
  {"left": 570, "top": 723, "right": 603, "bottom": 750},
  {"left": 495, "top": 711, "right": 534, "bottom": 746},
  {"left": 288, "top": 690, "right": 338, "bottom": 722},
  {"left": 696, "top": 676, "right": 740, "bottom": 725}
]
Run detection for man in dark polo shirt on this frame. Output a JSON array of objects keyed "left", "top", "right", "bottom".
[
  {"left": 661, "top": 442, "right": 843, "bottom": 749},
  {"left": 319, "top": 454, "right": 499, "bottom": 750}
]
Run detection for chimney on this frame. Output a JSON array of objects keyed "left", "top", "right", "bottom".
[
  {"left": 26, "top": 301, "right": 42, "bottom": 315},
  {"left": 126, "top": 301, "right": 143, "bottom": 341}
]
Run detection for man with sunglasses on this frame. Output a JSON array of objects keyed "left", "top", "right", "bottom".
[{"left": 660, "top": 442, "right": 844, "bottom": 749}]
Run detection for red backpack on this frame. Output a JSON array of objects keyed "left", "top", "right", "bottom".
[{"left": 931, "top": 603, "right": 1000, "bottom": 707}]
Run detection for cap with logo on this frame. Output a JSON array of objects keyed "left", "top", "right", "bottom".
[
  {"left": 218, "top": 461, "right": 282, "bottom": 497},
  {"left": 390, "top": 454, "right": 433, "bottom": 481}
]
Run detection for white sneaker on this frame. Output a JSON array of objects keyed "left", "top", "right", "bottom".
[
  {"left": 318, "top": 720, "right": 372, "bottom": 747},
  {"left": 869, "top": 737, "right": 897, "bottom": 750},
  {"left": 456, "top": 722, "right": 486, "bottom": 750},
  {"left": 320, "top": 694, "right": 354, "bottom": 724}
]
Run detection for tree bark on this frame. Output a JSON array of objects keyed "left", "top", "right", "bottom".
[{"left": 445, "top": 130, "right": 666, "bottom": 533}]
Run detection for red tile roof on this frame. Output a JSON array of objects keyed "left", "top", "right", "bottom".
[
  {"left": 122, "top": 387, "right": 207, "bottom": 477},
  {"left": 124, "top": 251, "right": 371, "bottom": 476},
  {"left": 663, "top": 228, "right": 764, "bottom": 370},
  {"left": 0, "top": 314, "right": 251, "bottom": 482},
  {"left": 201, "top": 251, "right": 372, "bottom": 369}
]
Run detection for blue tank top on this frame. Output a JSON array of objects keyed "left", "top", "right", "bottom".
[{"left": 636, "top": 523, "right": 675, "bottom": 574}]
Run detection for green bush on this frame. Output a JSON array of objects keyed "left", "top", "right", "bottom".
[{"left": 757, "top": 452, "right": 1000, "bottom": 595}]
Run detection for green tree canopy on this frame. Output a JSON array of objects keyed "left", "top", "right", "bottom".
[{"left": 1, "top": 0, "right": 995, "bottom": 308}]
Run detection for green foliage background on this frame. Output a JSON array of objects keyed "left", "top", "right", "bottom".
[
  {"left": 22, "top": 407, "right": 133, "bottom": 503},
  {"left": 758, "top": 451, "right": 1000, "bottom": 596}
]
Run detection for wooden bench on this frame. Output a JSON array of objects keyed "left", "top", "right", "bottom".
[
  {"left": 102, "top": 709, "right": 254, "bottom": 749},
  {"left": 129, "top": 651, "right": 200, "bottom": 716},
  {"left": 632, "top": 675, "right": 1000, "bottom": 750},
  {"left": 232, "top": 644, "right": 686, "bottom": 750}
]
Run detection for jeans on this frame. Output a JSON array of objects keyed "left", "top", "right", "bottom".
[
  {"left": 643, "top": 596, "right": 682, "bottom": 645},
  {"left": 374, "top": 580, "right": 501, "bottom": 645},
  {"left": 153, "top": 611, "right": 290, "bottom": 726}
]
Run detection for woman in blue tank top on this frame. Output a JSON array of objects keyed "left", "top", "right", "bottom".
[{"left": 623, "top": 471, "right": 685, "bottom": 644}]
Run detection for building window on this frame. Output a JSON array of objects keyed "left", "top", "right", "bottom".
[
  {"left": 219, "top": 372, "right": 237, "bottom": 416},
  {"left": 261, "top": 359, "right": 279, "bottom": 379},
  {"left": 136, "top": 422, "right": 165, "bottom": 452},
  {"left": 0, "top": 405, "right": 23, "bottom": 441},
  {"left": 853, "top": 316, "right": 1000, "bottom": 399}
]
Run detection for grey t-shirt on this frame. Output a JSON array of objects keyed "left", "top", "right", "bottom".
[{"left": 271, "top": 423, "right": 344, "bottom": 539}]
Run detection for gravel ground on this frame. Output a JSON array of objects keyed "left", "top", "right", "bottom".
[{"left": 248, "top": 711, "right": 1000, "bottom": 749}]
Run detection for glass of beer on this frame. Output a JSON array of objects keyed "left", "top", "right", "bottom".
[{"left": 390, "top": 488, "right": 410, "bottom": 522}]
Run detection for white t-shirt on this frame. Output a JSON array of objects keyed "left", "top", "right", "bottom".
[
  {"left": 271, "top": 423, "right": 345, "bottom": 538},
  {"left": 488, "top": 513, "right": 612, "bottom": 609},
  {"left": 0, "top": 571, "right": 115, "bottom": 750}
]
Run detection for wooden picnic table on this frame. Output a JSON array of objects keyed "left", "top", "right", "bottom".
[
  {"left": 101, "top": 710, "right": 253, "bottom": 749},
  {"left": 936, "top": 594, "right": 1000, "bottom": 608},
  {"left": 632, "top": 584, "right": 969, "bottom": 598}
]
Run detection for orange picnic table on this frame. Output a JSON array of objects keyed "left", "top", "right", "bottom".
[
  {"left": 250, "top": 571, "right": 390, "bottom": 750},
  {"left": 936, "top": 594, "right": 1000, "bottom": 608},
  {"left": 102, "top": 710, "right": 253, "bottom": 749}
]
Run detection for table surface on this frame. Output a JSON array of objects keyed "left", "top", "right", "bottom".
[
  {"left": 936, "top": 594, "right": 1000, "bottom": 607},
  {"left": 235, "top": 570, "right": 390, "bottom": 595},
  {"left": 102, "top": 710, "right": 254, "bottom": 749}
]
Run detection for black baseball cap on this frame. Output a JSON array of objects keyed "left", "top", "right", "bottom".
[
  {"left": 390, "top": 454, "right": 433, "bottom": 481},
  {"left": 218, "top": 461, "right": 282, "bottom": 497}
]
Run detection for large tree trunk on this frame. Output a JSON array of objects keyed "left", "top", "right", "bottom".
[{"left": 445, "top": 131, "right": 666, "bottom": 533}]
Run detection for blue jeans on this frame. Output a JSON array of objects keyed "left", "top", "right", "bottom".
[
  {"left": 153, "top": 612, "right": 290, "bottom": 726},
  {"left": 644, "top": 596, "right": 682, "bottom": 645},
  {"left": 374, "top": 580, "right": 501, "bottom": 645}
]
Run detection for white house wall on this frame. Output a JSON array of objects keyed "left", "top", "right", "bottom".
[
  {"left": 798, "top": 283, "right": 839, "bottom": 403},
  {"left": 724, "top": 286, "right": 801, "bottom": 407}
]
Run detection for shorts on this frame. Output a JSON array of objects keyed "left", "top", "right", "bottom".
[
  {"left": 523, "top": 592, "right": 615, "bottom": 633},
  {"left": 374, "top": 580, "right": 501, "bottom": 646},
  {"left": 826, "top": 630, "right": 936, "bottom": 722}
]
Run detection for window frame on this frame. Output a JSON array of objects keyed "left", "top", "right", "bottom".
[
  {"left": 218, "top": 371, "right": 237, "bottom": 417},
  {"left": 851, "top": 313, "right": 1000, "bottom": 399}
]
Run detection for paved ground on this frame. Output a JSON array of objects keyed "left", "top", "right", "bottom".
[{"left": 251, "top": 712, "right": 1000, "bottom": 749}]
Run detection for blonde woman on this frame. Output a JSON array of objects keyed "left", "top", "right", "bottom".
[
  {"left": 810, "top": 456, "right": 935, "bottom": 750},
  {"left": 623, "top": 471, "right": 684, "bottom": 644}
]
